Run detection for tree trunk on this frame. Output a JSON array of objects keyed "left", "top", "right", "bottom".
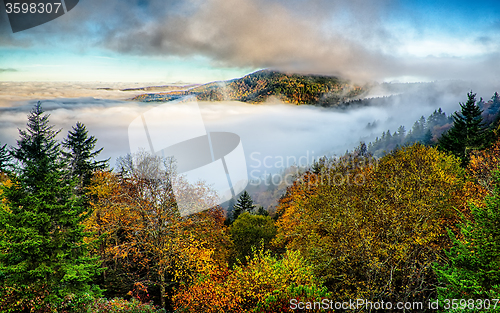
[{"left": 160, "top": 272, "right": 165, "bottom": 308}]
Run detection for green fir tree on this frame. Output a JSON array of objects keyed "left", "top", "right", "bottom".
[
  {"left": 435, "top": 170, "right": 500, "bottom": 305},
  {"left": 439, "top": 92, "right": 492, "bottom": 166},
  {"left": 232, "top": 191, "right": 256, "bottom": 221},
  {"left": 255, "top": 206, "right": 269, "bottom": 216},
  {"left": 0, "top": 143, "right": 10, "bottom": 173},
  {"left": 63, "top": 121, "right": 108, "bottom": 194},
  {"left": 0, "top": 102, "right": 101, "bottom": 311}
]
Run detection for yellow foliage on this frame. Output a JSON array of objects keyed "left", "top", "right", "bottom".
[
  {"left": 84, "top": 168, "right": 231, "bottom": 307},
  {"left": 173, "top": 248, "right": 330, "bottom": 313},
  {"left": 275, "top": 144, "right": 467, "bottom": 303}
]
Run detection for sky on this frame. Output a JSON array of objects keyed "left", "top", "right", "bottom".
[{"left": 0, "top": 0, "right": 499, "bottom": 83}]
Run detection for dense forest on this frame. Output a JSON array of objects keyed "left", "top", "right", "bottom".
[
  {"left": 2, "top": 91, "right": 500, "bottom": 312},
  {"left": 132, "top": 70, "right": 366, "bottom": 106},
  {"left": 368, "top": 92, "right": 500, "bottom": 157}
]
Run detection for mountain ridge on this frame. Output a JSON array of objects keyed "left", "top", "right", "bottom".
[{"left": 131, "top": 69, "right": 366, "bottom": 106}]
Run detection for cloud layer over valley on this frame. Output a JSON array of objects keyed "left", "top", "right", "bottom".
[{"left": 1, "top": 80, "right": 496, "bottom": 176}]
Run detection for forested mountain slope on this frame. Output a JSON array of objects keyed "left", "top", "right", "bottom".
[{"left": 132, "top": 69, "right": 366, "bottom": 106}]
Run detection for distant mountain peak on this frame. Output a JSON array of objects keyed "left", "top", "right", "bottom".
[{"left": 132, "top": 70, "right": 366, "bottom": 106}]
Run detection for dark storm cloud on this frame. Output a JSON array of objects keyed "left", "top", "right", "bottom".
[
  {"left": 102, "top": 0, "right": 400, "bottom": 81},
  {"left": 1, "top": 0, "right": 499, "bottom": 82},
  {"left": 0, "top": 0, "right": 398, "bottom": 80}
]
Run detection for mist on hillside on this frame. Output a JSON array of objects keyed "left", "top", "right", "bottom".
[{"left": 2, "top": 80, "right": 497, "bottom": 172}]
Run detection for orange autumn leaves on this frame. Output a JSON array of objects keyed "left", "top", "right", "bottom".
[
  {"left": 77, "top": 141, "right": 500, "bottom": 311},
  {"left": 84, "top": 169, "right": 328, "bottom": 312},
  {"left": 84, "top": 156, "right": 230, "bottom": 307},
  {"left": 275, "top": 144, "right": 471, "bottom": 302},
  {"left": 173, "top": 248, "right": 330, "bottom": 313}
]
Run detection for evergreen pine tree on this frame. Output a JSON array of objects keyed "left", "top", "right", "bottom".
[
  {"left": 435, "top": 170, "right": 500, "bottom": 302},
  {"left": 225, "top": 196, "right": 236, "bottom": 225},
  {"left": 12, "top": 102, "right": 61, "bottom": 187},
  {"left": 385, "top": 130, "right": 393, "bottom": 147},
  {"left": 396, "top": 125, "right": 406, "bottom": 145},
  {"left": 407, "top": 116, "right": 426, "bottom": 144},
  {"left": 489, "top": 92, "right": 500, "bottom": 117},
  {"left": 232, "top": 191, "right": 256, "bottom": 221},
  {"left": 255, "top": 206, "right": 269, "bottom": 216},
  {"left": 0, "top": 143, "right": 10, "bottom": 172},
  {"left": 63, "top": 121, "right": 108, "bottom": 193},
  {"left": 426, "top": 108, "right": 449, "bottom": 131},
  {"left": 489, "top": 93, "right": 500, "bottom": 129},
  {"left": 439, "top": 92, "right": 492, "bottom": 166},
  {"left": 0, "top": 102, "right": 101, "bottom": 310},
  {"left": 477, "top": 97, "right": 486, "bottom": 111},
  {"left": 422, "top": 129, "right": 433, "bottom": 145}
]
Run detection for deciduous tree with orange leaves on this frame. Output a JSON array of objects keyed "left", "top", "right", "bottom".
[
  {"left": 173, "top": 248, "right": 330, "bottom": 313},
  {"left": 275, "top": 144, "right": 467, "bottom": 305},
  {"left": 85, "top": 152, "right": 231, "bottom": 310}
]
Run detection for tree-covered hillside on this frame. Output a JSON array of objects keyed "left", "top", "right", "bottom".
[
  {"left": 4, "top": 92, "right": 500, "bottom": 312},
  {"left": 132, "top": 70, "right": 366, "bottom": 106},
  {"left": 368, "top": 92, "right": 500, "bottom": 158}
]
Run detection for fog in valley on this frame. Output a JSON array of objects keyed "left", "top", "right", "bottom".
[{"left": 1, "top": 80, "right": 497, "bottom": 181}]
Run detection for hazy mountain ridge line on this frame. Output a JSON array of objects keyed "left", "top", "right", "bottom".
[{"left": 119, "top": 84, "right": 200, "bottom": 92}]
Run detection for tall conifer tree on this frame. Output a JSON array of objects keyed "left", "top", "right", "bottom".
[
  {"left": 0, "top": 102, "right": 100, "bottom": 310},
  {"left": 439, "top": 92, "right": 491, "bottom": 165},
  {"left": 63, "top": 121, "right": 108, "bottom": 193},
  {"left": 232, "top": 191, "right": 256, "bottom": 221},
  {"left": 0, "top": 143, "right": 10, "bottom": 173}
]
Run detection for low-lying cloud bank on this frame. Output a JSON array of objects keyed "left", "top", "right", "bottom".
[{"left": 1, "top": 81, "right": 496, "bottom": 176}]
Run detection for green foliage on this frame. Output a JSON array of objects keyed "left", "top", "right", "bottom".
[
  {"left": 56, "top": 294, "right": 164, "bottom": 313},
  {"left": 173, "top": 248, "right": 330, "bottom": 313},
  {"left": 0, "top": 143, "right": 10, "bottom": 173},
  {"left": 230, "top": 213, "right": 277, "bottom": 262},
  {"left": 86, "top": 298, "right": 164, "bottom": 313},
  {"left": 233, "top": 248, "right": 331, "bottom": 313},
  {"left": 11, "top": 101, "right": 61, "bottom": 186},
  {"left": 439, "top": 92, "right": 493, "bottom": 166},
  {"left": 0, "top": 102, "right": 102, "bottom": 311},
  {"left": 369, "top": 108, "right": 453, "bottom": 157},
  {"left": 232, "top": 191, "right": 256, "bottom": 221},
  {"left": 407, "top": 115, "right": 428, "bottom": 144},
  {"left": 369, "top": 92, "right": 500, "bottom": 158},
  {"left": 254, "top": 284, "right": 330, "bottom": 313},
  {"left": 194, "top": 70, "right": 364, "bottom": 105},
  {"left": 8, "top": 94, "right": 500, "bottom": 311},
  {"left": 435, "top": 170, "right": 500, "bottom": 305},
  {"left": 63, "top": 122, "right": 108, "bottom": 193},
  {"left": 427, "top": 108, "right": 452, "bottom": 130},
  {"left": 488, "top": 92, "right": 500, "bottom": 115},
  {"left": 255, "top": 206, "right": 269, "bottom": 216}
]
